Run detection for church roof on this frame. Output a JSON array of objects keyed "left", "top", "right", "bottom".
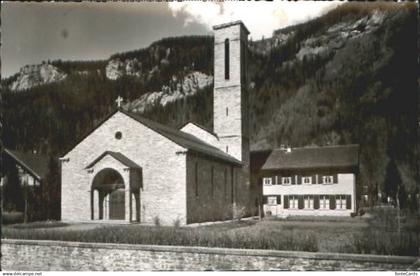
[
  {"left": 64, "top": 108, "right": 242, "bottom": 166},
  {"left": 85, "top": 151, "right": 142, "bottom": 170},
  {"left": 261, "top": 144, "right": 359, "bottom": 172},
  {"left": 179, "top": 121, "right": 219, "bottom": 138},
  {"left": 3, "top": 148, "right": 49, "bottom": 180},
  {"left": 120, "top": 110, "right": 242, "bottom": 166}
]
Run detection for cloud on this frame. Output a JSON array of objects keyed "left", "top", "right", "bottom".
[{"left": 168, "top": 1, "right": 343, "bottom": 39}]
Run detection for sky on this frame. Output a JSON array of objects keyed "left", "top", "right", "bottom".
[{"left": 1, "top": 1, "right": 342, "bottom": 78}]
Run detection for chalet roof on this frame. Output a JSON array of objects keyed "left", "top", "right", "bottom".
[
  {"left": 250, "top": 149, "right": 272, "bottom": 174},
  {"left": 85, "top": 151, "right": 142, "bottom": 170},
  {"left": 3, "top": 149, "right": 49, "bottom": 180},
  {"left": 261, "top": 144, "right": 360, "bottom": 172},
  {"left": 121, "top": 110, "right": 241, "bottom": 166}
]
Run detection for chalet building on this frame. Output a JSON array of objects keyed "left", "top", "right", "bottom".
[
  {"left": 1, "top": 149, "right": 49, "bottom": 221},
  {"left": 260, "top": 145, "right": 360, "bottom": 217},
  {"left": 60, "top": 21, "right": 254, "bottom": 226},
  {"left": 2, "top": 149, "right": 48, "bottom": 188}
]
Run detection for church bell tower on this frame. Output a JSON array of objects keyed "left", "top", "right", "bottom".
[{"left": 213, "top": 21, "right": 250, "bottom": 168}]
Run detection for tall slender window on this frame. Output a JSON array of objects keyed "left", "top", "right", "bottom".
[
  {"left": 211, "top": 166, "right": 215, "bottom": 197},
  {"left": 195, "top": 162, "right": 199, "bottom": 197},
  {"left": 225, "top": 39, "right": 230, "bottom": 80},
  {"left": 224, "top": 168, "right": 227, "bottom": 201},
  {"left": 231, "top": 167, "right": 234, "bottom": 204}
]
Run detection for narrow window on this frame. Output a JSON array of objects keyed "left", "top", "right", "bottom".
[
  {"left": 336, "top": 195, "right": 347, "bottom": 210},
  {"left": 322, "top": 175, "right": 333, "bottom": 184},
  {"left": 211, "top": 166, "right": 215, "bottom": 197},
  {"left": 267, "top": 196, "right": 277, "bottom": 206},
  {"left": 224, "top": 168, "right": 227, "bottom": 201},
  {"left": 304, "top": 195, "right": 314, "bottom": 209},
  {"left": 195, "top": 162, "right": 199, "bottom": 197},
  {"left": 225, "top": 39, "right": 230, "bottom": 80},
  {"left": 263, "top": 177, "right": 272, "bottom": 186},
  {"left": 231, "top": 167, "right": 234, "bottom": 204},
  {"left": 289, "top": 195, "right": 298, "bottom": 209},
  {"left": 226, "top": 145, "right": 229, "bottom": 153},
  {"left": 282, "top": 177, "right": 291, "bottom": 185},
  {"left": 226, "top": 107, "right": 229, "bottom": 116},
  {"left": 320, "top": 195, "right": 330, "bottom": 209}
]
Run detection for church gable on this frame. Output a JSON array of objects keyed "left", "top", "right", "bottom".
[
  {"left": 85, "top": 151, "right": 142, "bottom": 170},
  {"left": 62, "top": 110, "right": 185, "bottom": 164}
]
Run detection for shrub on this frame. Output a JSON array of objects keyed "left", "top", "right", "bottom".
[
  {"left": 2, "top": 211, "right": 23, "bottom": 224},
  {"left": 173, "top": 218, "right": 181, "bottom": 228},
  {"left": 1, "top": 222, "right": 318, "bottom": 252},
  {"left": 232, "top": 204, "right": 247, "bottom": 222},
  {"left": 153, "top": 216, "right": 161, "bottom": 227},
  {"left": 349, "top": 230, "right": 419, "bottom": 256},
  {"left": 11, "top": 221, "right": 68, "bottom": 229}
]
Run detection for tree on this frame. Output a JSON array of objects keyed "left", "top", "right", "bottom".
[
  {"left": 384, "top": 159, "right": 402, "bottom": 205},
  {"left": 43, "top": 156, "right": 60, "bottom": 220},
  {"left": 2, "top": 157, "right": 24, "bottom": 212}
]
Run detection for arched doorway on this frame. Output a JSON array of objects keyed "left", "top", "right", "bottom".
[{"left": 92, "top": 168, "right": 125, "bottom": 220}]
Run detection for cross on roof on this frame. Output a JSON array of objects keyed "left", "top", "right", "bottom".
[{"left": 115, "top": 96, "right": 124, "bottom": 108}]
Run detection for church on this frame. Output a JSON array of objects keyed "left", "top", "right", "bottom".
[
  {"left": 61, "top": 21, "right": 360, "bottom": 225},
  {"left": 60, "top": 21, "right": 253, "bottom": 225}
]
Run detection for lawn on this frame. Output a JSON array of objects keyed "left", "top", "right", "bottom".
[{"left": 2, "top": 211, "right": 419, "bottom": 256}]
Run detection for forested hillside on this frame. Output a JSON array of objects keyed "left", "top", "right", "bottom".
[{"left": 1, "top": 2, "right": 418, "bottom": 209}]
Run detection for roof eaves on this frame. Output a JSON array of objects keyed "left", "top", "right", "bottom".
[
  {"left": 4, "top": 149, "right": 42, "bottom": 180},
  {"left": 120, "top": 110, "right": 240, "bottom": 165},
  {"left": 84, "top": 151, "right": 142, "bottom": 170},
  {"left": 179, "top": 121, "right": 219, "bottom": 139}
]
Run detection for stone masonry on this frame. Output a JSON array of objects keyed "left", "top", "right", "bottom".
[
  {"left": 61, "top": 111, "right": 187, "bottom": 226},
  {"left": 213, "top": 21, "right": 251, "bottom": 212},
  {"left": 2, "top": 239, "right": 418, "bottom": 271}
]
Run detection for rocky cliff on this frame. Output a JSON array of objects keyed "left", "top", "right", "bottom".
[{"left": 8, "top": 63, "right": 67, "bottom": 92}]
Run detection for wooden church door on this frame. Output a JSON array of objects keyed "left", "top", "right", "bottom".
[{"left": 109, "top": 189, "right": 125, "bottom": 220}]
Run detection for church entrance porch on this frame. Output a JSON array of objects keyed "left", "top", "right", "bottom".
[
  {"left": 85, "top": 151, "right": 143, "bottom": 223},
  {"left": 91, "top": 168, "right": 127, "bottom": 221}
]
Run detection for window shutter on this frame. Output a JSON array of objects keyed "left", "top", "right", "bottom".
[
  {"left": 317, "top": 174, "right": 322, "bottom": 184},
  {"left": 330, "top": 195, "right": 336, "bottom": 209},
  {"left": 291, "top": 176, "right": 296, "bottom": 185},
  {"left": 312, "top": 175, "right": 316, "bottom": 184},
  {"left": 297, "top": 175, "right": 302, "bottom": 185},
  {"left": 314, "top": 195, "right": 320, "bottom": 209},
  {"left": 263, "top": 196, "right": 268, "bottom": 204},
  {"left": 346, "top": 195, "right": 352, "bottom": 209},
  {"left": 277, "top": 195, "right": 281, "bottom": 205},
  {"left": 333, "top": 174, "right": 338, "bottom": 184},
  {"left": 284, "top": 196, "right": 289, "bottom": 209},
  {"left": 298, "top": 195, "right": 304, "bottom": 209}
]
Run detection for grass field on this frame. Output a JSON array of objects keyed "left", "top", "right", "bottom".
[{"left": 3, "top": 211, "right": 419, "bottom": 256}]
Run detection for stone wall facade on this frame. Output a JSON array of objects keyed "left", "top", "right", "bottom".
[
  {"left": 186, "top": 152, "right": 236, "bottom": 223},
  {"left": 61, "top": 111, "right": 187, "bottom": 225},
  {"left": 213, "top": 22, "right": 251, "bottom": 214},
  {"left": 2, "top": 239, "right": 418, "bottom": 271}
]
